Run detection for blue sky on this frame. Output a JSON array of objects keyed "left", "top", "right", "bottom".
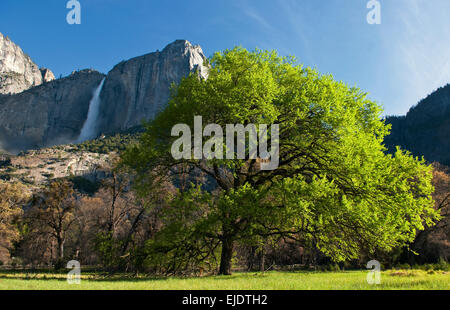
[{"left": 0, "top": 0, "right": 449, "bottom": 116}]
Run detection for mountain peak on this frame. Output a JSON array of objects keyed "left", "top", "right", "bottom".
[
  {"left": 162, "top": 39, "right": 205, "bottom": 57},
  {"left": 165, "top": 40, "right": 208, "bottom": 79},
  {"left": 164, "top": 39, "right": 195, "bottom": 49}
]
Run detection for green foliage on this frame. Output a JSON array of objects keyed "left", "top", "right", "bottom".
[
  {"left": 395, "top": 263, "right": 412, "bottom": 270},
  {"left": 71, "top": 127, "right": 143, "bottom": 154},
  {"left": 436, "top": 257, "right": 450, "bottom": 271},
  {"left": 412, "top": 259, "right": 449, "bottom": 272},
  {"left": 94, "top": 232, "right": 125, "bottom": 270},
  {"left": 143, "top": 186, "right": 221, "bottom": 275},
  {"left": 318, "top": 263, "right": 341, "bottom": 272},
  {"left": 122, "top": 47, "right": 440, "bottom": 274}
]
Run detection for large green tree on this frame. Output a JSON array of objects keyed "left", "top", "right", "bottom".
[{"left": 122, "top": 47, "right": 439, "bottom": 275}]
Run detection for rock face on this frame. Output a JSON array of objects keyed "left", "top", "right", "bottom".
[
  {"left": 0, "top": 38, "right": 207, "bottom": 153},
  {"left": 0, "top": 32, "right": 54, "bottom": 95},
  {"left": 96, "top": 40, "right": 208, "bottom": 134},
  {"left": 385, "top": 84, "right": 450, "bottom": 166},
  {"left": 0, "top": 70, "right": 105, "bottom": 152},
  {"left": 40, "top": 68, "right": 55, "bottom": 83}
]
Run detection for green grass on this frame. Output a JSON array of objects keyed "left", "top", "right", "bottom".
[{"left": 0, "top": 270, "right": 448, "bottom": 290}]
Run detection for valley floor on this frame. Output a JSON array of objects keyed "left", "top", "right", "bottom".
[{"left": 0, "top": 270, "right": 448, "bottom": 290}]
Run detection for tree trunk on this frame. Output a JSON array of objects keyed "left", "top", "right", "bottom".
[
  {"left": 56, "top": 235, "right": 64, "bottom": 260},
  {"left": 59, "top": 241, "right": 64, "bottom": 260},
  {"left": 247, "top": 246, "right": 256, "bottom": 271},
  {"left": 219, "top": 238, "right": 234, "bottom": 275},
  {"left": 259, "top": 247, "right": 265, "bottom": 272},
  {"left": 121, "top": 209, "right": 145, "bottom": 256},
  {"left": 54, "top": 235, "right": 65, "bottom": 270}
]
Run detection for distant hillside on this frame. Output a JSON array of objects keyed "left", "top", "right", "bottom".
[
  {"left": 385, "top": 84, "right": 450, "bottom": 166},
  {"left": 0, "top": 125, "right": 142, "bottom": 189}
]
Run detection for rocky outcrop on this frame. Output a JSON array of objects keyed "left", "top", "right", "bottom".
[
  {"left": 40, "top": 68, "right": 55, "bottom": 83},
  {"left": 385, "top": 84, "right": 450, "bottom": 166},
  {"left": 0, "top": 32, "right": 53, "bottom": 94},
  {"left": 0, "top": 145, "right": 112, "bottom": 187},
  {"left": 0, "top": 70, "right": 105, "bottom": 152},
  {"left": 96, "top": 40, "right": 208, "bottom": 134}
]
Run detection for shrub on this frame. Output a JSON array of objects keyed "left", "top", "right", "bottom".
[
  {"left": 435, "top": 257, "right": 449, "bottom": 271},
  {"left": 396, "top": 263, "right": 411, "bottom": 270},
  {"left": 328, "top": 263, "right": 341, "bottom": 272},
  {"left": 423, "top": 264, "right": 434, "bottom": 271}
]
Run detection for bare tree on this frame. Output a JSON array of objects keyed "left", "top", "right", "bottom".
[{"left": 29, "top": 180, "right": 78, "bottom": 268}]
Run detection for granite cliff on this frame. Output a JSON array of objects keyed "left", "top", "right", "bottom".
[
  {"left": 0, "top": 37, "right": 207, "bottom": 153},
  {"left": 0, "top": 32, "right": 54, "bottom": 95},
  {"left": 0, "top": 70, "right": 105, "bottom": 152},
  {"left": 96, "top": 40, "right": 208, "bottom": 134}
]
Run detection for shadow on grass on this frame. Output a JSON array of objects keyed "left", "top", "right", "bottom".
[
  {"left": 0, "top": 270, "right": 170, "bottom": 283},
  {"left": 0, "top": 270, "right": 274, "bottom": 283},
  {"left": 0, "top": 269, "right": 377, "bottom": 283}
]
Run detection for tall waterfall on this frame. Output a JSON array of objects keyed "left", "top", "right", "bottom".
[{"left": 77, "top": 78, "right": 105, "bottom": 142}]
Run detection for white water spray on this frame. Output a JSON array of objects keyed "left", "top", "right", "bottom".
[{"left": 77, "top": 78, "right": 105, "bottom": 142}]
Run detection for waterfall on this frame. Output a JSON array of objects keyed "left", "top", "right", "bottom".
[{"left": 77, "top": 78, "right": 105, "bottom": 143}]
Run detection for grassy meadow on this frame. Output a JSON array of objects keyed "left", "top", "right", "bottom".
[{"left": 0, "top": 270, "right": 448, "bottom": 290}]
